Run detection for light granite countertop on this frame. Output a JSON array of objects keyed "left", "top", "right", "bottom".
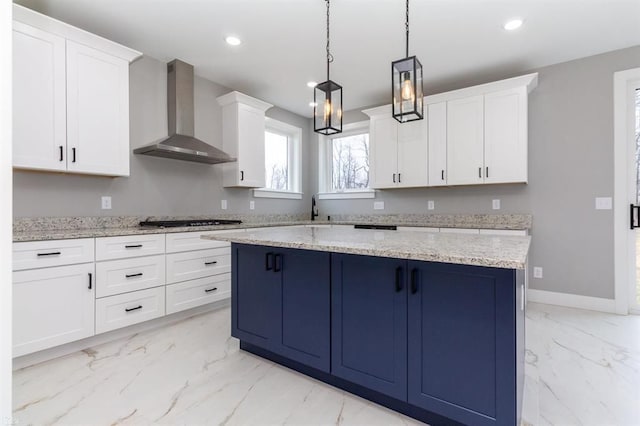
[{"left": 202, "top": 227, "right": 531, "bottom": 269}]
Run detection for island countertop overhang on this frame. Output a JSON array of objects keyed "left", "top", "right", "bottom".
[{"left": 202, "top": 227, "right": 530, "bottom": 269}]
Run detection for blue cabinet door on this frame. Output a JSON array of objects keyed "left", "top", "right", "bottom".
[
  {"left": 407, "top": 261, "right": 518, "bottom": 426},
  {"left": 275, "top": 247, "right": 331, "bottom": 372},
  {"left": 331, "top": 253, "right": 407, "bottom": 401},
  {"left": 231, "top": 244, "right": 280, "bottom": 349}
]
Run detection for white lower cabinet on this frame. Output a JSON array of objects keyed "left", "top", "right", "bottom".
[
  {"left": 95, "top": 254, "right": 166, "bottom": 298},
  {"left": 13, "top": 263, "right": 95, "bottom": 357},
  {"left": 95, "top": 286, "right": 165, "bottom": 334},
  {"left": 166, "top": 274, "right": 231, "bottom": 315},
  {"left": 166, "top": 247, "right": 231, "bottom": 284}
]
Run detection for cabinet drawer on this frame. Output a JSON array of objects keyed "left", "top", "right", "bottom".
[
  {"left": 166, "top": 274, "right": 231, "bottom": 315},
  {"left": 13, "top": 263, "right": 95, "bottom": 357},
  {"left": 96, "top": 255, "right": 165, "bottom": 298},
  {"left": 95, "top": 287, "right": 165, "bottom": 334},
  {"left": 166, "top": 247, "right": 231, "bottom": 284},
  {"left": 13, "top": 238, "right": 94, "bottom": 271},
  {"left": 95, "top": 234, "right": 165, "bottom": 261},
  {"left": 165, "top": 230, "right": 232, "bottom": 253}
]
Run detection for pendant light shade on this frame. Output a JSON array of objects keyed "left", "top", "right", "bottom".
[
  {"left": 314, "top": 0, "right": 343, "bottom": 134},
  {"left": 392, "top": 0, "right": 424, "bottom": 123}
]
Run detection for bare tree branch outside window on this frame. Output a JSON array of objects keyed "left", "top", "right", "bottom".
[
  {"left": 265, "top": 131, "right": 289, "bottom": 191},
  {"left": 331, "top": 133, "right": 370, "bottom": 190}
]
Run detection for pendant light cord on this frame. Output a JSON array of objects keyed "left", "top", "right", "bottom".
[
  {"left": 405, "top": 0, "right": 410, "bottom": 57},
  {"left": 326, "top": 0, "right": 333, "bottom": 81}
]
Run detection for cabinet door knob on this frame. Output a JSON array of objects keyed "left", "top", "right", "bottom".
[
  {"left": 88, "top": 272, "right": 92, "bottom": 290},
  {"left": 265, "top": 252, "right": 274, "bottom": 271},
  {"left": 393, "top": 173, "right": 396, "bottom": 183},
  {"left": 410, "top": 268, "right": 418, "bottom": 294},
  {"left": 478, "top": 167, "right": 482, "bottom": 178},
  {"left": 240, "top": 170, "right": 244, "bottom": 181},
  {"left": 59, "top": 146, "right": 64, "bottom": 162},
  {"left": 441, "top": 170, "right": 445, "bottom": 181},
  {"left": 395, "top": 267, "right": 403, "bottom": 292},
  {"left": 274, "top": 253, "right": 282, "bottom": 273},
  {"left": 72, "top": 147, "right": 77, "bottom": 163},
  {"left": 398, "top": 173, "right": 401, "bottom": 183},
  {"left": 486, "top": 167, "right": 489, "bottom": 178}
]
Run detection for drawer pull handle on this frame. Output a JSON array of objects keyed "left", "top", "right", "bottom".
[
  {"left": 125, "top": 244, "right": 143, "bottom": 249},
  {"left": 125, "top": 273, "right": 143, "bottom": 278},
  {"left": 37, "top": 251, "right": 61, "bottom": 257},
  {"left": 125, "top": 305, "right": 143, "bottom": 312},
  {"left": 205, "top": 287, "right": 218, "bottom": 293},
  {"left": 204, "top": 261, "right": 218, "bottom": 266},
  {"left": 88, "top": 273, "right": 92, "bottom": 290}
]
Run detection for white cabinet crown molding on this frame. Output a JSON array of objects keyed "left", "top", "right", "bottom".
[
  {"left": 216, "top": 91, "right": 273, "bottom": 112},
  {"left": 13, "top": 4, "right": 142, "bottom": 63}
]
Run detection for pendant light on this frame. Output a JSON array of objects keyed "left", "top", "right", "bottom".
[
  {"left": 391, "top": 0, "right": 423, "bottom": 123},
  {"left": 314, "top": 0, "right": 343, "bottom": 135}
]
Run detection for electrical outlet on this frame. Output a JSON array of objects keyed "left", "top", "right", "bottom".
[
  {"left": 221, "top": 200, "right": 227, "bottom": 210},
  {"left": 492, "top": 199, "right": 501, "bottom": 210},
  {"left": 373, "top": 201, "right": 385, "bottom": 210},
  {"left": 249, "top": 200, "right": 255, "bottom": 210},
  {"left": 595, "top": 197, "right": 612, "bottom": 210},
  {"left": 427, "top": 200, "right": 435, "bottom": 210},
  {"left": 101, "top": 196, "right": 112, "bottom": 210},
  {"left": 533, "top": 267, "right": 543, "bottom": 279}
]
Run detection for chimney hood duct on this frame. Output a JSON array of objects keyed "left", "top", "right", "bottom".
[{"left": 133, "top": 59, "right": 236, "bottom": 164}]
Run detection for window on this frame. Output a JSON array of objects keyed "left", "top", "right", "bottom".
[
  {"left": 318, "top": 121, "right": 374, "bottom": 199},
  {"left": 254, "top": 118, "right": 302, "bottom": 199}
]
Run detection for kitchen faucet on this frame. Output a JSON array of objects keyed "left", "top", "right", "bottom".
[{"left": 311, "top": 195, "right": 319, "bottom": 221}]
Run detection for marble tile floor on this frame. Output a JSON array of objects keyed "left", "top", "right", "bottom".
[{"left": 12, "top": 302, "right": 640, "bottom": 426}]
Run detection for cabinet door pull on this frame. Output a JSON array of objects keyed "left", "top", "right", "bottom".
[
  {"left": 72, "top": 147, "right": 76, "bottom": 163},
  {"left": 393, "top": 173, "right": 396, "bottom": 183},
  {"left": 395, "top": 267, "right": 403, "bottom": 292},
  {"left": 205, "top": 287, "right": 218, "bottom": 293},
  {"left": 125, "top": 244, "right": 143, "bottom": 249},
  {"left": 265, "top": 252, "right": 274, "bottom": 271},
  {"left": 88, "top": 272, "right": 93, "bottom": 290},
  {"left": 125, "top": 272, "right": 143, "bottom": 278},
  {"left": 59, "top": 146, "right": 64, "bottom": 162},
  {"left": 441, "top": 170, "right": 445, "bottom": 181},
  {"left": 240, "top": 170, "right": 244, "bottom": 181},
  {"left": 204, "top": 260, "right": 218, "bottom": 266},
  {"left": 37, "top": 251, "right": 61, "bottom": 257},
  {"left": 125, "top": 305, "right": 142, "bottom": 312},
  {"left": 478, "top": 167, "right": 482, "bottom": 178},
  {"left": 398, "top": 173, "right": 401, "bottom": 183},
  {"left": 274, "top": 253, "right": 282, "bottom": 273},
  {"left": 486, "top": 166, "right": 489, "bottom": 178},
  {"left": 410, "top": 268, "right": 418, "bottom": 294}
]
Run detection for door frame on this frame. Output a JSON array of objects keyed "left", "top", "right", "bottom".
[{"left": 614, "top": 67, "right": 640, "bottom": 315}]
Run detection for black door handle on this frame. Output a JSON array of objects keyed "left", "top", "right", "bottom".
[
  {"left": 274, "top": 253, "right": 282, "bottom": 273},
  {"left": 265, "top": 252, "right": 274, "bottom": 270},
  {"left": 398, "top": 173, "right": 401, "bottom": 183},
  {"left": 478, "top": 167, "right": 482, "bottom": 178},
  {"left": 37, "top": 251, "right": 61, "bottom": 257},
  {"left": 395, "top": 267, "right": 403, "bottom": 292},
  {"left": 88, "top": 272, "right": 92, "bottom": 290},
  {"left": 72, "top": 147, "right": 76, "bottom": 163},
  {"left": 59, "top": 146, "right": 63, "bottom": 162},
  {"left": 631, "top": 204, "right": 640, "bottom": 229},
  {"left": 125, "top": 273, "right": 143, "bottom": 278},
  {"left": 205, "top": 287, "right": 218, "bottom": 293},
  {"left": 393, "top": 173, "right": 396, "bottom": 183},
  {"left": 204, "top": 261, "right": 218, "bottom": 266},
  {"left": 441, "top": 170, "right": 445, "bottom": 181},
  {"left": 486, "top": 167, "right": 489, "bottom": 178},
  {"left": 125, "top": 244, "right": 143, "bottom": 249},
  {"left": 240, "top": 170, "right": 244, "bottom": 181},
  {"left": 410, "top": 268, "right": 418, "bottom": 294},
  {"left": 125, "top": 305, "right": 143, "bottom": 312}
]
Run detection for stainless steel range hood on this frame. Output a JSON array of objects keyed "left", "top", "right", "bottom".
[{"left": 134, "top": 60, "right": 236, "bottom": 164}]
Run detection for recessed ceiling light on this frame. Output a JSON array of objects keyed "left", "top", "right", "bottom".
[
  {"left": 309, "top": 102, "right": 317, "bottom": 107},
  {"left": 225, "top": 36, "right": 242, "bottom": 46},
  {"left": 307, "top": 81, "right": 318, "bottom": 88},
  {"left": 503, "top": 19, "right": 523, "bottom": 31}
]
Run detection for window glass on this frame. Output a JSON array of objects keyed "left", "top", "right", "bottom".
[
  {"left": 331, "top": 133, "right": 370, "bottom": 190},
  {"left": 265, "top": 131, "right": 289, "bottom": 191}
]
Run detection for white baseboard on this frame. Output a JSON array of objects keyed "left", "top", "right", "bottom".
[
  {"left": 13, "top": 299, "right": 230, "bottom": 370},
  {"left": 527, "top": 289, "right": 617, "bottom": 314}
]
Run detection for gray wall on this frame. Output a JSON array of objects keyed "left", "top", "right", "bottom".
[
  {"left": 13, "top": 55, "right": 313, "bottom": 217},
  {"left": 315, "top": 45, "right": 640, "bottom": 299}
]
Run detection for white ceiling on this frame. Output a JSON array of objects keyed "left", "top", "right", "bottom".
[{"left": 15, "top": 0, "right": 640, "bottom": 117}]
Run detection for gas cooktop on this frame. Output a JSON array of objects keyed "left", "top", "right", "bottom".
[{"left": 139, "top": 219, "right": 243, "bottom": 228}]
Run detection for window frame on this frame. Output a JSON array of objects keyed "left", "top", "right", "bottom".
[
  {"left": 254, "top": 118, "right": 302, "bottom": 200},
  {"left": 318, "top": 120, "right": 375, "bottom": 200}
]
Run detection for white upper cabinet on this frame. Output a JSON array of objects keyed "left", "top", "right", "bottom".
[
  {"left": 484, "top": 87, "right": 528, "bottom": 184},
  {"left": 12, "top": 5, "right": 141, "bottom": 177},
  {"left": 364, "top": 106, "right": 428, "bottom": 189},
  {"left": 446, "top": 95, "right": 485, "bottom": 185},
  {"left": 12, "top": 22, "right": 67, "bottom": 172},
  {"left": 66, "top": 41, "right": 130, "bottom": 176},
  {"left": 217, "top": 91, "right": 273, "bottom": 188},
  {"left": 427, "top": 102, "right": 447, "bottom": 186}
]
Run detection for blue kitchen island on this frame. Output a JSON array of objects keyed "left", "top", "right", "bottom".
[{"left": 203, "top": 227, "right": 530, "bottom": 426}]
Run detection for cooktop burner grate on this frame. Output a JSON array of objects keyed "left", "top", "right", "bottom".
[{"left": 139, "top": 219, "right": 243, "bottom": 228}]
